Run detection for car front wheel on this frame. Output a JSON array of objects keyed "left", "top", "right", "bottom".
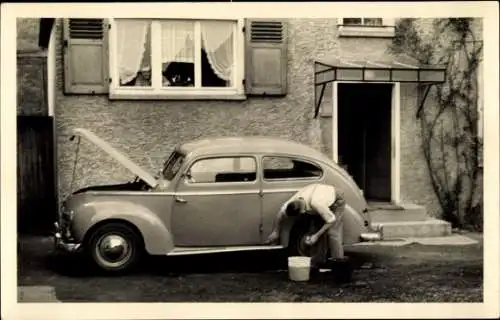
[
  {"left": 287, "top": 215, "right": 328, "bottom": 268},
  {"left": 87, "top": 222, "right": 143, "bottom": 274}
]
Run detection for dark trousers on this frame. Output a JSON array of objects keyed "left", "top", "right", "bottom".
[{"left": 326, "top": 196, "right": 346, "bottom": 259}]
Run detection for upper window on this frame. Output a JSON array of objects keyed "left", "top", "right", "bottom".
[
  {"left": 263, "top": 156, "right": 323, "bottom": 180},
  {"left": 111, "top": 19, "right": 242, "bottom": 97},
  {"left": 338, "top": 18, "right": 395, "bottom": 38},
  {"left": 62, "top": 18, "right": 289, "bottom": 98},
  {"left": 342, "top": 18, "right": 383, "bottom": 27},
  {"left": 186, "top": 156, "right": 257, "bottom": 183}
]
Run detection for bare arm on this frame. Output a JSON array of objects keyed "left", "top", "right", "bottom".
[
  {"left": 264, "top": 203, "right": 288, "bottom": 244},
  {"left": 310, "top": 201, "right": 336, "bottom": 239},
  {"left": 271, "top": 204, "right": 287, "bottom": 234}
]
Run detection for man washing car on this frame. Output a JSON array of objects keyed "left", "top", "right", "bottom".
[{"left": 265, "top": 183, "right": 350, "bottom": 278}]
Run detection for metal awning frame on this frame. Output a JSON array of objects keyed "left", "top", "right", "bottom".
[{"left": 313, "top": 60, "right": 447, "bottom": 118}]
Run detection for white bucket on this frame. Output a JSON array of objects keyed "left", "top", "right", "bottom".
[{"left": 287, "top": 256, "right": 312, "bottom": 282}]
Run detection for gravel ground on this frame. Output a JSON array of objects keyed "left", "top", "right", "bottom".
[{"left": 17, "top": 234, "right": 483, "bottom": 302}]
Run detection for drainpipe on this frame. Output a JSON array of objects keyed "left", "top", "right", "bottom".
[{"left": 40, "top": 18, "right": 59, "bottom": 220}]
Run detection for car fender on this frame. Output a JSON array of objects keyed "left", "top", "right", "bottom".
[
  {"left": 341, "top": 204, "right": 369, "bottom": 245},
  {"left": 73, "top": 201, "right": 174, "bottom": 255},
  {"left": 278, "top": 204, "right": 368, "bottom": 247}
]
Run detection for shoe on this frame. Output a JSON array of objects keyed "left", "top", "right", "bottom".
[
  {"left": 329, "top": 257, "right": 352, "bottom": 283},
  {"left": 310, "top": 265, "right": 320, "bottom": 277}
]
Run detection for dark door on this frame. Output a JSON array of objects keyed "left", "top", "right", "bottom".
[
  {"left": 364, "top": 84, "right": 392, "bottom": 201},
  {"left": 17, "top": 116, "right": 57, "bottom": 235},
  {"left": 338, "top": 83, "right": 392, "bottom": 202}
]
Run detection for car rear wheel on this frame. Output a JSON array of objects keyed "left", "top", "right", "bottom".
[
  {"left": 287, "top": 215, "right": 328, "bottom": 268},
  {"left": 87, "top": 222, "right": 143, "bottom": 274}
]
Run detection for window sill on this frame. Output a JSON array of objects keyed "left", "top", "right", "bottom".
[
  {"left": 109, "top": 91, "right": 247, "bottom": 101},
  {"left": 338, "top": 26, "right": 395, "bottom": 38}
]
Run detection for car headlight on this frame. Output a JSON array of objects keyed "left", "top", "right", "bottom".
[
  {"left": 60, "top": 207, "right": 75, "bottom": 239},
  {"left": 66, "top": 209, "right": 74, "bottom": 221}
]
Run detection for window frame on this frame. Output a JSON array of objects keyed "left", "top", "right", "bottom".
[
  {"left": 342, "top": 18, "right": 384, "bottom": 27},
  {"left": 261, "top": 156, "right": 324, "bottom": 182},
  {"left": 108, "top": 18, "right": 246, "bottom": 100},
  {"left": 183, "top": 155, "right": 259, "bottom": 185},
  {"left": 338, "top": 17, "right": 396, "bottom": 38}
]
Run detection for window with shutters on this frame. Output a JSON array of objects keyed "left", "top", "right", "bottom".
[
  {"left": 338, "top": 18, "right": 395, "bottom": 38},
  {"left": 63, "top": 18, "right": 288, "bottom": 99},
  {"left": 108, "top": 18, "right": 245, "bottom": 99}
]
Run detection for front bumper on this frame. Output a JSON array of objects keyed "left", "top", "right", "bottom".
[{"left": 53, "top": 222, "right": 82, "bottom": 253}]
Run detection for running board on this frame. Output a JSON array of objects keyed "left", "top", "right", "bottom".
[{"left": 168, "top": 245, "right": 285, "bottom": 256}]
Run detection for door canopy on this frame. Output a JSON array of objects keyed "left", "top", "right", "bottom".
[{"left": 314, "top": 55, "right": 447, "bottom": 118}]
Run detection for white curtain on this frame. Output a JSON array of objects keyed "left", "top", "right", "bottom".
[
  {"left": 116, "top": 20, "right": 149, "bottom": 85},
  {"left": 161, "top": 21, "right": 195, "bottom": 64},
  {"left": 200, "top": 21, "right": 234, "bottom": 81}
]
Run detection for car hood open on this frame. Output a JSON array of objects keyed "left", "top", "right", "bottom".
[{"left": 71, "top": 128, "right": 159, "bottom": 188}]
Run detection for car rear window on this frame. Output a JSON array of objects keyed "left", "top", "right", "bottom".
[{"left": 263, "top": 156, "right": 323, "bottom": 180}]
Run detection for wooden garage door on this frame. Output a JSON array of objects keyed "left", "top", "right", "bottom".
[{"left": 17, "top": 116, "right": 57, "bottom": 235}]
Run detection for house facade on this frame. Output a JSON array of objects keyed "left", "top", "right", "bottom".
[
  {"left": 17, "top": 18, "right": 57, "bottom": 234},
  {"left": 36, "top": 17, "right": 482, "bottom": 222}
]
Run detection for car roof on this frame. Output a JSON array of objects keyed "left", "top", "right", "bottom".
[{"left": 177, "top": 136, "right": 333, "bottom": 164}]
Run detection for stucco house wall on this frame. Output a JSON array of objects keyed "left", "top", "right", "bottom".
[
  {"left": 17, "top": 18, "right": 41, "bottom": 53},
  {"left": 17, "top": 18, "right": 48, "bottom": 116},
  {"left": 399, "top": 18, "right": 484, "bottom": 217},
  {"left": 53, "top": 18, "right": 340, "bottom": 201},
  {"left": 48, "top": 17, "right": 482, "bottom": 221}
]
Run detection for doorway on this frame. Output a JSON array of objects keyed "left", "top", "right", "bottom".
[{"left": 337, "top": 83, "right": 393, "bottom": 202}]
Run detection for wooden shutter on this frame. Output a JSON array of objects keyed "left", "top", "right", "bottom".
[
  {"left": 63, "top": 18, "right": 109, "bottom": 94},
  {"left": 244, "top": 19, "right": 288, "bottom": 96}
]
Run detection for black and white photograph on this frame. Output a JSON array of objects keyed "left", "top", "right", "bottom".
[{"left": 2, "top": 1, "right": 499, "bottom": 319}]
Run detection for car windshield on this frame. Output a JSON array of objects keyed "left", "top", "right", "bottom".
[{"left": 162, "top": 151, "right": 185, "bottom": 181}]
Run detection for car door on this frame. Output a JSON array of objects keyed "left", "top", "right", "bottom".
[
  {"left": 170, "top": 155, "right": 262, "bottom": 247},
  {"left": 260, "top": 155, "right": 325, "bottom": 240}
]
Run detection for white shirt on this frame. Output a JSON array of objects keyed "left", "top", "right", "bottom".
[{"left": 278, "top": 183, "right": 338, "bottom": 224}]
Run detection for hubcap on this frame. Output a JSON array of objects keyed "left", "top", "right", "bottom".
[
  {"left": 95, "top": 234, "right": 132, "bottom": 268},
  {"left": 297, "top": 235, "right": 313, "bottom": 256},
  {"left": 297, "top": 233, "right": 324, "bottom": 260}
]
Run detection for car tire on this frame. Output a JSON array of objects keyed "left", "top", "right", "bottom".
[
  {"left": 287, "top": 215, "right": 329, "bottom": 269},
  {"left": 87, "top": 222, "right": 143, "bottom": 275}
]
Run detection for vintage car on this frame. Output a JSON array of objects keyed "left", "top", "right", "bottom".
[{"left": 54, "top": 128, "right": 381, "bottom": 274}]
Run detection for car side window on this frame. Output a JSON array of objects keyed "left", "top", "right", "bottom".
[
  {"left": 187, "top": 157, "right": 257, "bottom": 183},
  {"left": 262, "top": 156, "right": 323, "bottom": 180}
]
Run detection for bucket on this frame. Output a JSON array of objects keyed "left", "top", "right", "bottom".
[{"left": 287, "top": 256, "right": 312, "bottom": 282}]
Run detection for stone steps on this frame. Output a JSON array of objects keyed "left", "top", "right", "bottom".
[
  {"left": 372, "top": 219, "right": 452, "bottom": 239},
  {"left": 367, "top": 202, "right": 452, "bottom": 239}
]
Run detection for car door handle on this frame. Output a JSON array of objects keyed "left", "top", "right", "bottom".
[{"left": 175, "top": 196, "right": 187, "bottom": 203}]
